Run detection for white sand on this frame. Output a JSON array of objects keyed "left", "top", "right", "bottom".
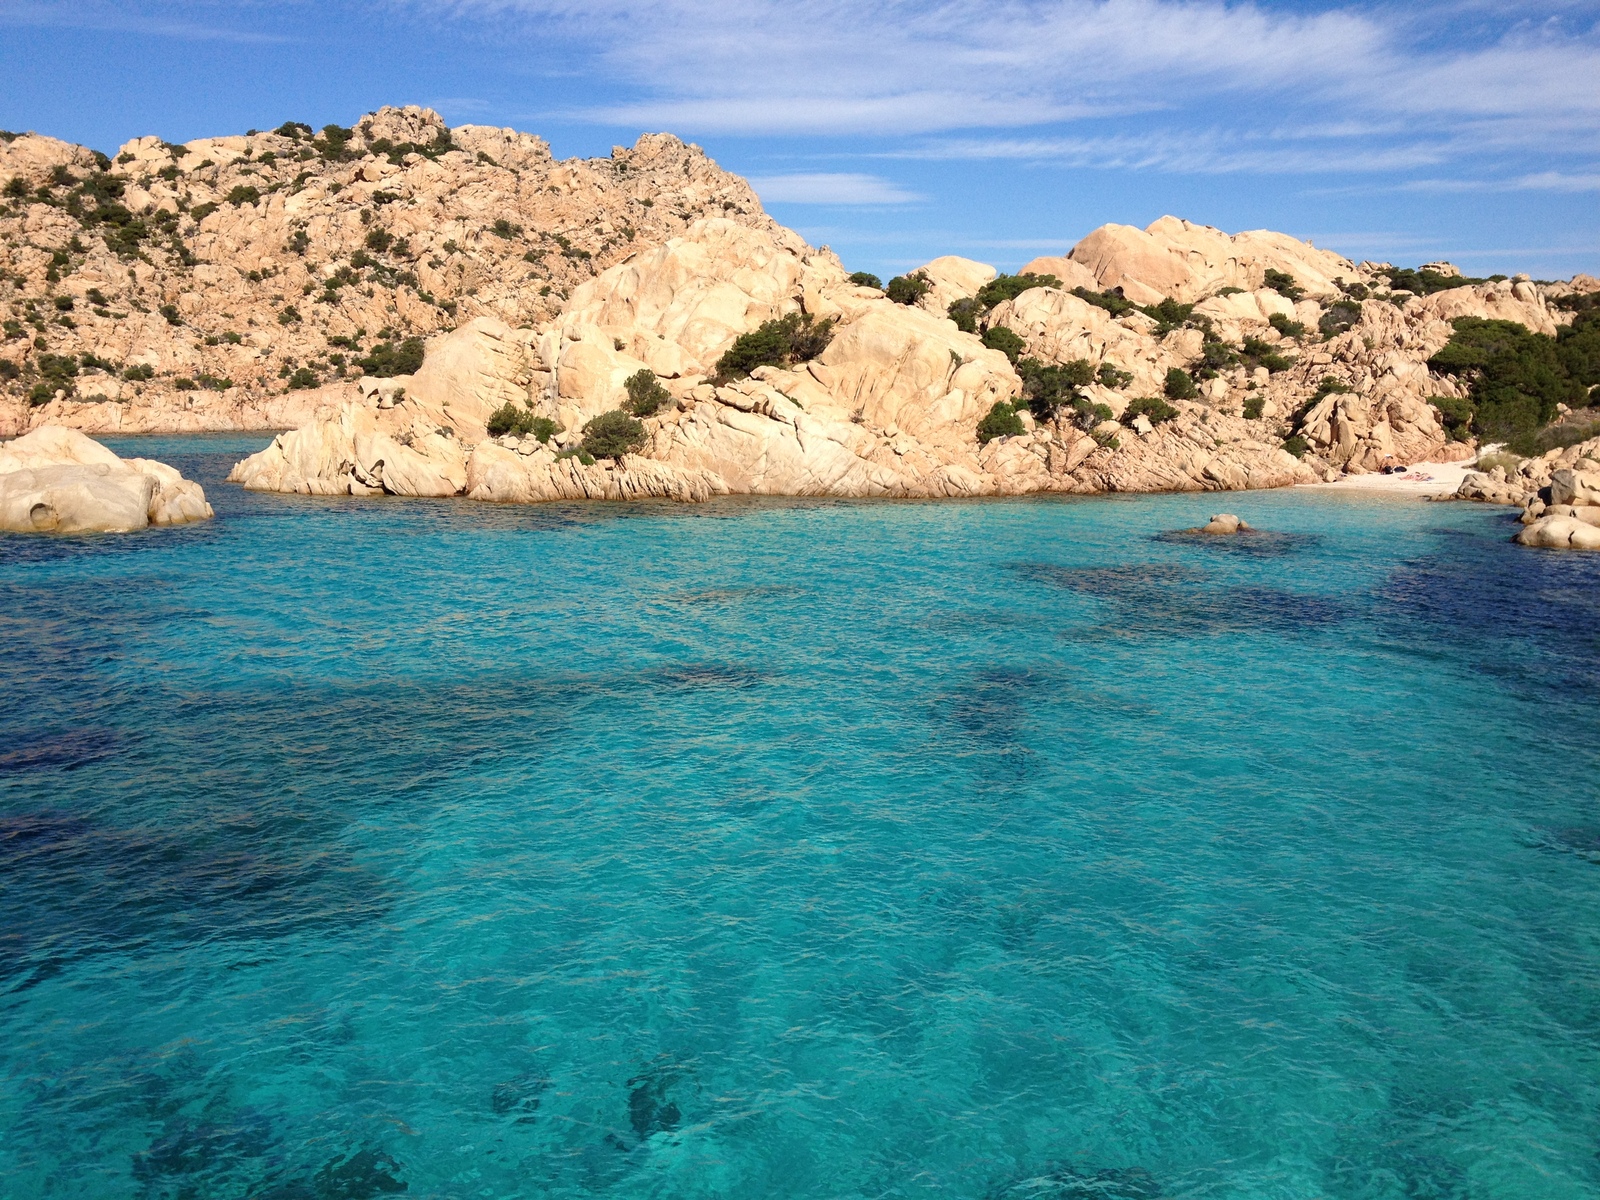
[{"left": 1301, "top": 458, "right": 1476, "bottom": 498}]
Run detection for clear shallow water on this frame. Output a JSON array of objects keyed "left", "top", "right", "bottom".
[{"left": 3, "top": 435, "right": 1599, "bottom": 1200}]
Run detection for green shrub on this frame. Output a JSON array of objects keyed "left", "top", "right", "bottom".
[
  {"left": 1505, "top": 419, "right": 1600, "bottom": 458},
  {"left": 975, "top": 273, "right": 1061, "bottom": 311},
  {"left": 278, "top": 305, "right": 301, "bottom": 325},
  {"left": 624, "top": 369, "right": 671, "bottom": 417},
  {"left": 1319, "top": 299, "right": 1362, "bottom": 339},
  {"left": 581, "top": 409, "right": 646, "bottom": 458},
  {"left": 1268, "top": 312, "right": 1307, "bottom": 339},
  {"left": 1428, "top": 317, "right": 1586, "bottom": 439},
  {"left": 1263, "top": 269, "right": 1303, "bottom": 301},
  {"left": 159, "top": 303, "right": 181, "bottom": 326},
  {"left": 1243, "top": 394, "right": 1265, "bottom": 420},
  {"left": 1071, "top": 286, "right": 1137, "bottom": 317},
  {"left": 1282, "top": 434, "right": 1309, "bottom": 458},
  {"left": 1199, "top": 340, "right": 1236, "bottom": 372},
  {"left": 884, "top": 271, "right": 932, "bottom": 306},
  {"left": 981, "top": 325, "right": 1024, "bottom": 364},
  {"left": 226, "top": 185, "right": 260, "bottom": 207},
  {"left": 490, "top": 218, "right": 521, "bottom": 239},
  {"left": 0, "top": 360, "right": 16, "bottom": 381},
  {"left": 1164, "top": 368, "right": 1197, "bottom": 400},
  {"left": 123, "top": 363, "right": 155, "bottom": 381},
  {"left": 1381, "top": 267, "right": 1484, "bottom": 296},
  {"left": 197, "top": 373, "right": 233, "bottom": 391},
  {"left": 174, "top": 378, "right": 196, "bottom": 391},
  {"left": 356, "top": 337, "right": 424, "bottom": 377},
  {"left": 28, "top": 383, "right": 55, "bottom": 405},
  {"left": 486, "top": 403, "right": 556, "bottom": 438},
  {"left": 364, "top": 228, "right": 393, "bottom": 253},
  {"left": 1216, "top": 286, "right": 1246, "bottom": 297},
  {"left": 1556, "top": 308, "right": 1600, "bottom": 393},
  {"left": 190, "top": 201, "right": 219, "bottom": 222},
  {"left": 848, "top": 271, "right": 882, "bottom": 289},
  {"left": 1097, "top": 362, "right": 1133, "bottom": 389},
  {"left": 1428, "top": 394, "right": 1475, "bottom": 440},
  {"left": 52, "top": 294, "right": 73, "bottom": 312},
  {"left": 79, "top": 352, "right": 116, "bottom": 372},
  {"left": 976, "top": 400, "right": 1025, "bottom": 444},
  {"left": 715, "top": 312, "right": 835, "bottom": 378},
  {"left": 275, "top": 121, "right": 312, "bottom": 140},
  {"left": 1241, "top": 337, "right": 1293, "bottom": 373},
  {"left": 947, "top": 298, "right": 981, "bottom": 333},
  {"left": 286, "top": 367, "right": 319, "bottom": 389},
  {"left": 313, "top": 125, "right": 356, "bottom": 162},
  {"left": 1016, "top": 357, "right": 1095, "bottom": 421},
  {"left": 3, "top": 176, "right": 27, "bottom": 199},
  {"left": 1143, "top": 298, "right": 1197, "bottom": 335},
  {"left": 1123, "top": 395, "right": 1177, "bottom": 426}
]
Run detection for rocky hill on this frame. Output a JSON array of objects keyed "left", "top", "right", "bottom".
[
  {"left": 0, "top": 106, "right": 770, "bottom": 433},
  {"left": 5, "top": 107, "right": 1598, "bottom": 502}
]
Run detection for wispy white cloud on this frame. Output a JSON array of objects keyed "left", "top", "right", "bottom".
[
  {"left": 411, "top": 0, "right": 1600, "bottom": 140},
  {"left": 0, "top": 0, "right": 294, "bottom": 42},
  {"left": 1402, "top": 171, "right": 1600, "bottom": 193},
  {"left": 891, "top": 130, "right": 1455, "bottom": 175},
  {"left": 747, "top": 172, "right": 924, "bottom": 205}
]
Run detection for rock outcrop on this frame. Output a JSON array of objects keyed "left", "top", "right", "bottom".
[
  {"left": 0, "top": 425, "right": 212, "bottom": 531},
  {"left": 1, "top": 108, "right": 773, "bottom": 436},
  {"left": 6, "top": 109, "right": 1593, "bottom": 506}
]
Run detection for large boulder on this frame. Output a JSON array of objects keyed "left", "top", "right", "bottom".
[
  {"left": 0, "top": 425, "right": 212, "bottom": 532},
  {"left": 1068, "top": 216, "right": 1358, "bottom": 304},
  {"left": 909, "top": 255, "right": 998, "bottom": 316},
  {"left": 1516, "top": 515, "right": 1600, "bottom": 550},
  {"left": 228, "top": 404, "right": 468, "bottom": 497}
]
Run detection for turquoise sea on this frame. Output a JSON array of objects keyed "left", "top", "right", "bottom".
[{"left": 2, "top": 434, "right": 1598, "bottom": 1200}]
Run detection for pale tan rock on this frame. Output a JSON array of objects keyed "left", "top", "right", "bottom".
[
  {"left": 0, "top": 425, "right": 211, "bottom": 531},
  {"left": 1516, "top": 515, "right": 1600, "bottom": 550},
  {"left": 1017, "top": 255, "right": 1101, "bottom": 293},
  {"left": 1200, "top": 513, "right": 1251, "bottom": 534},
  {"left": 909, "top": 255, "right": 997, "bottom": 315}
]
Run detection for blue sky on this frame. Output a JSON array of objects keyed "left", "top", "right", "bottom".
[{"left": 1, "top": 0, "right": 1597, "bottom": 280}]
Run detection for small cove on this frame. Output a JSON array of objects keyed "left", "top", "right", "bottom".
[{"left": 2, "top": 434, "right": 1598, "bottom": 1198}]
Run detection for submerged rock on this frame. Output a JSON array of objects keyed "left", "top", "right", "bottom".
[
  {"left": 1200, "top": 512, "right": 1252, "bottom": 534},
  {"left": 0, "top": 425, "right": 212, "bottom": 533}
]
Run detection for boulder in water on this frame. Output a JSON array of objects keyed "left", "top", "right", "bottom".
[
  {"left": 0, "top": 426, "right": 212, "bottom": 534},
  {"left": 1200, "top": 513, "right": 1252, "bottom": 534}
]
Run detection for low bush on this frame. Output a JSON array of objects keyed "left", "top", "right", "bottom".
[
  {"left": 0, "top": 360, "right": 17, "bottom": 381},
  {"left": 1269, "top": 312, "right": 1307, "bottom": 340},
  {"left": 981, "top": 325, "right": 1024, "bottom": 364},
  {"left": 581, "top": 409, "right": 646, "bottom": 458},
  {"left": 947, "top": 298, "right": 981, "bottom": 333},
  {"left": 1319, "top": 299, "right": 1362, "bottom": 339},
  {"left": 1505, "top": 419, "right": 1600, "bottom": 458},
  {"left": 1164, "top": 368, "right": 1197, "bottom": 400},
  {"left": 848, "top": 271, "right": 882, "bottom": 288},
  {"left": 976, "top": 400, "right": 1025, "bottom": 444},
  {"left": 278, "top": 305, "right": 301, "bottom": 325},
  {"left": 53, "top": 295, "right": 73, "bottom": 311},
  {"left": 159, "top": 304, "right": 181, "bottom": 326},
  {"left": 715, "top": 313, "right": 835, "bottom": 378},
  {"left": 1097, "top": 362, "right": 1133, "bottom": 389},
  {"left": 1143, "top": 298, "right": 1197, "bottom": 334},
  {"left": 1241, "top": 337, "right": 1293, "bottom": 373},
  {"left": 1243, "top": 394, "right": 1265, "bottom": 420},
  {"left": 1381, "top": 267, "right": 1485, "bottom": 296},
  {"left": 356, "top": 337, "right": 424, "bottom": 377},
  {"left": 123, "top": 363, "right": 155, "bottom": 381},
  {"left": 1122, "top": 395, "right": 1177, "bottom": 426},
  {"left": 190, "top": 201, "right": 219, "bottom": 222},
  {"left": 1016, "top": 357, "right": 1096, "bottom": 422},
  {"left": 175, "top": 378, "right": 197, "bottom": 391},
  {"left": 1428, "top": 394, "right": 1475, "bottom": 441},
  {"left": 1282, "top": 434, "right": 1309, "bottom": 458},
  {"left": 1263, "top": 269, "right": 1303, "bottom": 301},
  {"left": 1198, "top": 339, "right": 1236, "bottom": 372},
  {"left": 491, "top": 218, "right": 521, "bottom": 239},
  {"left": 286, "top": 367, "right": 319, "bottom": 390},
  {"left": 974, "top": 272, "right": 1061, "bottom": 311},
  {"left": 226, "top": 185, "right": 260, "bottom": 207},
  {"left": 884, "top": 271, "right": 932, "bottom": 306},
  {"left": 365, "top": 228, "right": 393, "bottom": 253},
  {"left": 486, "top": 402, "right": 557, "bottom": 439},
  {"left": 1071, "top": 286, "right": 1138, "bottom": 317},
  {"left": 624, "top": 369, "right": 671, "bottom": 417}
]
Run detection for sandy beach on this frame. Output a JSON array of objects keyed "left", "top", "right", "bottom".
[{"left": 1305, "top": 457, "right": 1477, "bottom": 498}]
